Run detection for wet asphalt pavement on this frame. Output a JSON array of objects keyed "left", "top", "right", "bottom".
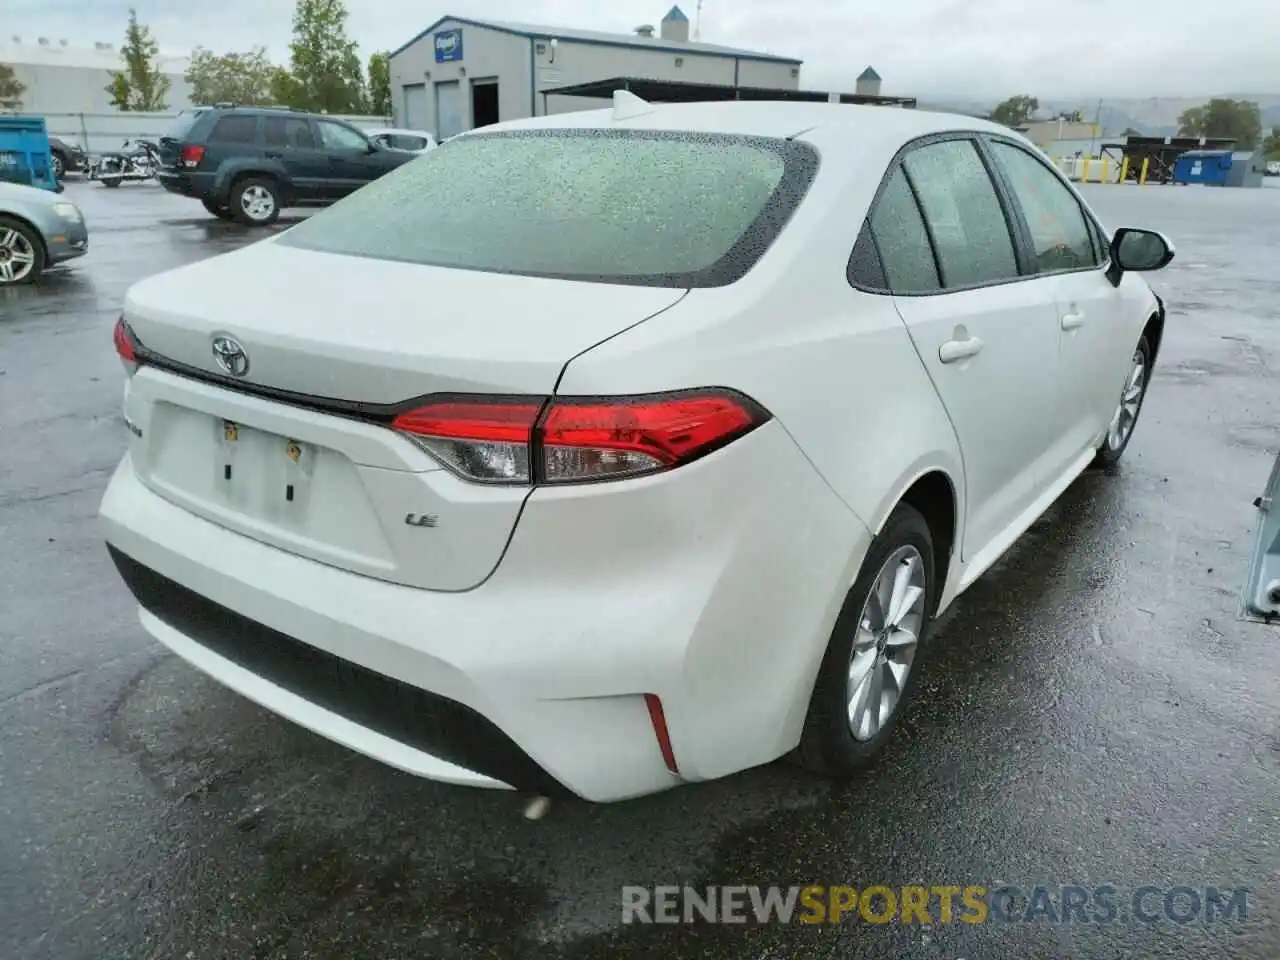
[{"left": 1, "top": 179, "right": 1279, "bottom": 959}]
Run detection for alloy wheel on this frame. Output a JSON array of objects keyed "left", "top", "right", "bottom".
[
  {"left": 0, "top": 227, "right": 37, "bottom": 284},
  {"left": 846, "top": 545, "right": 926, "bottom": 742},
  {"left": 240, "top": 185, "right": 276, "bottom": 222},
  {"left": 1107, "top": 348, "right": 1146, "bottom": 451}
]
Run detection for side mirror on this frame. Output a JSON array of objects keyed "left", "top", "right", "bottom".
[
  {"left": 1107, "top": 227, "right": 1174, "bottom": 285},
  {"left": 365, "top": 140, "right": 380, "bottom": 154}
]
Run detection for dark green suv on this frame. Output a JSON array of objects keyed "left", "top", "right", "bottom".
[{"left": 156, "top": 105, "right": 415, "bottom": 226}]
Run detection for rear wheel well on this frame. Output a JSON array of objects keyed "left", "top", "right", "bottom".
[
  {"left": 898, "top": 471, "right": 957, "bottom": 605},
  {"left": 229, "top": 171, "right": 286, "bottom": 200}
]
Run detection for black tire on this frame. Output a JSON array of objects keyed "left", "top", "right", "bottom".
[
  {"left": 100, "top": 176, "right": 122, "bottom": 189},
  {"left": 798, "top": 502, "right": 938, "bottom": 779},
  {"left": 51, "top": 151, "right": 66, "bottom": 180},
  {"left": 230, "top": 176, "right": 281, "bottom": 226},
  {"left": 1093, "top": 332, "right": 1153, "bottom": 467},
  {"left": 201, "top": 198, "right": 235, "bottom": 221},
  {"left": 0, "top": 215, "right": 47, "bottom": 286}
]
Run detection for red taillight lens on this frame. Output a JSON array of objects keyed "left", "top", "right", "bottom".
[
  {"left": 541, "top": 392, "right": 762, "bottom": 483},
  {"left": 391, "top": 389, "right": 768, "bottom": 485},
  {"left": 391, "top": 399, "right": 543, "bottom": 483},
  {"left": 179, "top": 144, "right": 205, "bottom": 168},
  {"left": 113, "top": 316, "right": 139, "bottom": 364}
]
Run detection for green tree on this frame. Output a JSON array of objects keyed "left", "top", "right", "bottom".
[
  {"left": 288, "top": 0, "right": 365, "bottom": 113},
  {"left": 1263, "top": 126, "right": 1280, "bottom": 160},
  {"left": 269, "top": 67, "right": 307, "bottom": 109},
  {"left": 989, "top": 95, "right": 1039, "bottom": 127},
  {"left": 0, "top": 63, "right": 26, "bottom": 110},
  {"left": 106, "top": 8, "right": 171, "bottom": 111},
  {"left": 367, "top": 51, "right": 390, "bottom": 117},
  {"left": 185, "top": 46, "right": 275, "bottom": 106},
  {"left": 1177, "top": 98, "right": 1261, "bottom": 150}
]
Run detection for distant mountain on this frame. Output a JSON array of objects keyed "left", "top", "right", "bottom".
[{"left": 919, "top": 95, "right": 1280, "bottom": 138}]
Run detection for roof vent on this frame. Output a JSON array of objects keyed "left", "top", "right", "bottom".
[
  {"left": 37, "top": 37, "right": 50, "bottom": 46},
  {"left": 634, "top": 24, "right": 655, "bottom": 37}
]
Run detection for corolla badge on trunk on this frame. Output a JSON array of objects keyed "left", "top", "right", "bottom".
[{"left": 211, "top": 336, "right": 249, "bottom": 377}]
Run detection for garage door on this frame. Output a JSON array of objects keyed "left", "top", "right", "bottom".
[
  {"left": 435, "top": 81, "right": 463, "bottom": 139},
  {"left": 402, "top": 83, "right": 427, "bottom": 131}
]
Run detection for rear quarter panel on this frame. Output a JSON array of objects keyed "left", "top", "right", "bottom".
[{"left": 555, "top": 126, "right": 965, "bottom": 571}]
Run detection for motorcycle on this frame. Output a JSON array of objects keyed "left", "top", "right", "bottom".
[{"left": 88, "top": 138, "right": 161, "bottom": 187}]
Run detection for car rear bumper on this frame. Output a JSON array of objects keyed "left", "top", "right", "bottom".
[
  {"left": 99, "top": 421, "right": 868, "bottom": 802},
  {"left": 157, "top": 170, "right": 212, "bottom": 198}
]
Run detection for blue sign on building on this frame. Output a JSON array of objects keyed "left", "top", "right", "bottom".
[{"left": 434, "top": 29, "right": 463, "bottom": 63}]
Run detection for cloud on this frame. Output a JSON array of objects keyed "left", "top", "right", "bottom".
[{"left": 7, "top": 0, "right": 1279, "bottom": 100}]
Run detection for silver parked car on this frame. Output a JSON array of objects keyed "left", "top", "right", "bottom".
[{"left": 0, "top": 181, "right": 89, "bottom": 285}]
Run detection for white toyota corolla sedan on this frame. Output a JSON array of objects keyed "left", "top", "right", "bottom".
[{"left": 100, "top": 95, "right": 1173, "bottom": 803}]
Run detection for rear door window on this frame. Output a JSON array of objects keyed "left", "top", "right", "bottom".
[
  {"left": 902, "top": 139, "right": 1020, "bottom": 289},
  {"left": 263, "top": 116, "right": 318, "bottom": 149},
  {"left": 208, "top": 115, "right": 260, "bottom": 145}
]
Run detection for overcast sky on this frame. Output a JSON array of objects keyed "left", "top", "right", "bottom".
[{"left": 8, "top": 0, "right": 1279, "bottom": 100}]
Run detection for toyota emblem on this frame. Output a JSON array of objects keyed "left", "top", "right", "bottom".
[{"left": 211, "top": 336, "right": 249, "bottom": 377}]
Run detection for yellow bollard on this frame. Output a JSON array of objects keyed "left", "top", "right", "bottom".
[
  {"left": 1082, "top": 158, "right": 1092, "bottom": 182},
  {"left": 1120, "top": 156, "right": 1130, "bottom": 183},
  {"left": 1139, "top": 156, "right": 1149, "bottom": 185}
]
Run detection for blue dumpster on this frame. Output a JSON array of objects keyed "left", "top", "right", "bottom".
[
  {"left": 0, "top": 115, "right": 58, "bottom": 192},
  {"left": 1172, "top": 149, "right": 1233, "bottom": 186}
]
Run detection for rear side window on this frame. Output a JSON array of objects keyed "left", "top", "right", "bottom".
[
  {"left": 987, "top": 140, "right": 1098, "bottom": 272},
  {"left": 263, "top": 116, "right": 317, "bottom": 149},
  {"left": 866, "top": 167, "right": 939, "bottom": 293},
  {"left": 209, "top": 115, "right": 259, "bottom": 145},
  {"left": 902, "top": 139, "right": 1019, "bottom": 289},
  {"left": 276, "top": 129, "right": 819, "bottom": 288}
]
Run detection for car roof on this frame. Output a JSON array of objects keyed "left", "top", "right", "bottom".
[{"left": 469, "top": 100, "right": 1013, "bottom": 145}]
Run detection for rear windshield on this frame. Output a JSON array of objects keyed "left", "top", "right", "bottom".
[
  {"left": 164, "top": 109, "right": 208, "bottom": 141},
  {"left": 275, "top": 129, "right": 819, "bottom": 287}
]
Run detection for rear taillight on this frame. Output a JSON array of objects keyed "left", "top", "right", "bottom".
[
  {"left": 113, "top": 316, "right": 139, "bottom": 365},
  {"left": 390, "top": 389, "right": 769, "bottom": 485},
  {"left": 179, "top": 144, "right": 205, "bottom": 168},
  {"left": 391, "top": 399, "right": 542, "bottom": 484}
]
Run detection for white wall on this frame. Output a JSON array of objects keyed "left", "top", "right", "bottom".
[
  {"left": 388, "top": 19, "right": 803, "bottom": 130},
  {"left": 389, "top": 21, "right": 531, "bottom": 134}
]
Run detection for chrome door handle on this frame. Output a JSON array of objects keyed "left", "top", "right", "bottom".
[
  {"left": 939, "top": 336, "right": 984, "bottom": 363},
  {"left": 1060, "top": 311, "right": 1086, "bottom": 330}
]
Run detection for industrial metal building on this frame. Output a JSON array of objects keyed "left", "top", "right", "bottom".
[
  {"left": 0, "top": 38, "right": 193, "bottom": 114},
  {"left": 387, "top": 7, "right": 804, "bottom": 138}
]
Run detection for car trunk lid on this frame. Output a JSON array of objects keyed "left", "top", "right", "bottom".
[{"left": 120, "top": 241, "right": 685, "bottom": 591}]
